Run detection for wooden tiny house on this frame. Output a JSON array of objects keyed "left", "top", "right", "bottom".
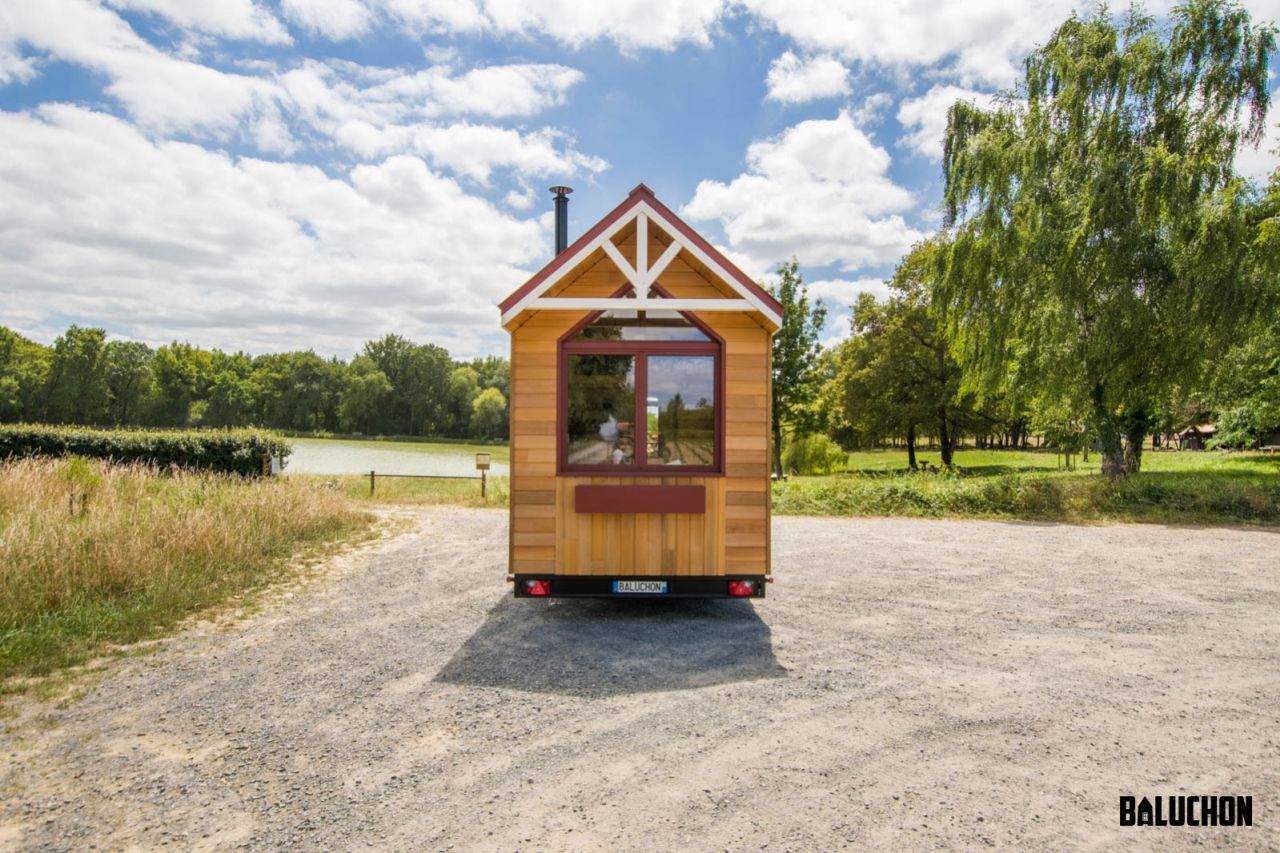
[{"left": 500, "top": 184, "right": 783, "bottom": 598}]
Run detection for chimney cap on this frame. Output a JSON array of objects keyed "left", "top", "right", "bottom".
[{"left": 549, "top": 185, "right": 574, "bottom": 196}]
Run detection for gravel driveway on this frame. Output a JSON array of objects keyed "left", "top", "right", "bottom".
[{"left": 2, "top": 509, "right": 1278, "bottom": 851}]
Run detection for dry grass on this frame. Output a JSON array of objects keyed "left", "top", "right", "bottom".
[{"left": 0, "top": 457, "right": 372, "bottom": 682}]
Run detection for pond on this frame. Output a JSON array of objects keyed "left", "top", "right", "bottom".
[{"left": 285, "top": 438, "right": 509, "bottom": 477}]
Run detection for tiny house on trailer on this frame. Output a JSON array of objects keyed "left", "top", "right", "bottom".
[{"left": 500, "top": 184, "right": 783, "bottom": 599}]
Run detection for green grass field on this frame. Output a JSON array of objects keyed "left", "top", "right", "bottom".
[
  {"left": 836, "top": 446, "right": 1280, "bottom": 477},
  {"left": 774, "top": 448, "right": 1280, "bottom": 524}
]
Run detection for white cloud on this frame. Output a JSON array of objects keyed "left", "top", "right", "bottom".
[
  {"left": 0, "top": 42, "right": 39, "bottom": 84},
  {"left": 281, "top": 0, "right": 727, "bottom": 50},
  {"left": 765, "top": 51, "right": 850, "bottom": 104},
  {"left": 806, "top": 277, "right": 892, "bottom": 305},
  {"left": 405, "top": 124, "right": 606, "bottom": 182},
  {"left": 284, "top": 60, "right": 604, "bottom": 180},
  {"left": 2, "top": 0, "right": 283, "bottom": 138},
  {"left": 280, "top": 59, "right": 585, "bottom": 127},
  {"left": 105, "top": 0, "right": 292, "bottom": 44},
  {"left": 682, "top": 111, "right": 925, "bottom": 275},
  {"left": 334, "top": 120, "right": 606, "bottom": 182},
  {"left": 2, "top": 3, "right": 601, "bottom": 181},
  {"left": 503, "top": 187, "right": 536, "bottom": 209},
  {"left": 369, "top": 62, "right": 585, "bottom": 118},
  {"left": 479, "top": 0, "right": 726, "bottom": 50},
  {"left": 389, "top": 0, "right": 489, "bottom": 33},
  {"left": 281, "top": 0, "right": 373, "bottom": 40},
  {"left": 896, "top": 84, "right": 998, "bottom": 160},
  {"left": 742, "top": 0, "right": 1077, "bottom": 88},
  {"left": 850, "top": 91, "right": 893, "bottom": 126},
  {"left": 0, "top": 105, "right": 550, "bottom": 358},
  {"left": 742, "top": 0, "right": 1280, "bottom": 88}
]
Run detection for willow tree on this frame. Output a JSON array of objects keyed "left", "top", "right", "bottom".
[{"left": 938, "top": 0, "right": 1275, "bottom": 477}]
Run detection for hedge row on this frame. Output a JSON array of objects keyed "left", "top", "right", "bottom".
[{"left": 0, "top": 424, "right": 292, "bottom": 476}]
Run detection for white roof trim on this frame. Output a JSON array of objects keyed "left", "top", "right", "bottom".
[{"left": 501, "top": 201, "right": 782, "bottom": 328}]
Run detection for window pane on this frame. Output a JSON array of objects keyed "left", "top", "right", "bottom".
[
  {"left": 647, "top": 356, "right": 715, "bottom": 467},
  {"left": 574, "top": 310, "right": 710, "bottom": 342},
  {"left": 566, "top": 355, "right": 636, "bottom": 465}
]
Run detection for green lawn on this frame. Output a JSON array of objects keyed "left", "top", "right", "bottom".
[
  {"left": 774, "top": 448, "right": 1280, "bottom": 524},
  {"left": 838, "top": 447, "right": 1280, "bottom": 478}
]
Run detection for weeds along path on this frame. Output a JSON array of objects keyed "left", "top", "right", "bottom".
[{"left": 2, "top": 510, "right": 1278, "bottom": 851}]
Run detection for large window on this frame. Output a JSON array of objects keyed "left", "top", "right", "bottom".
[{"left": 562, "top": 310, "right": 720, "bottom": 473}]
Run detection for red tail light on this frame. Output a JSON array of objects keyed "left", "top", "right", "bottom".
[
  {"left": 727, "top": 580, "right": 756, "bottom": 597},
  {"left": 524, "top": 579, "right": 552, "bottom": 596}
]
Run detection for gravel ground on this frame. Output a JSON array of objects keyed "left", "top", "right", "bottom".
[{"left": 2, "top": 509, "right": 1278, "bottom": 851}]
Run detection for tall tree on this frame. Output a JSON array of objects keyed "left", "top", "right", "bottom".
[
  {"left": 0, "top": 327, "right": 50, "bottom": 423},
  {"left": 470, "top": 387, "right": 507, "bottom": 439},
  {"left": 768, "top": 259, "right": 826, "bottom": 476},
  {"left": 102, "top": 340, "right": 153, "bottom": 426},
  {"left": 469, "top": 355, "right": 510, "bottom": 399},
  {"left": 838, "top": 242, "right": 971, "bottom": 468},
  {"left": 204, "top": 371, "right": 257, "bottom": 427},
  {"left": 938, "top": 0, "right": 1276, "bottom": 477},
  {"left": 445, "top": 366, "right": 480, "bottom": 437},
  {"left": 43, "top": 325, "right": 110, "bottom": 425},
  {"left": 255, "top": 351, "right": 343, "bottom": 431},
  {"left": 149, "top": 342, "right": 214, "bottom": 426},
  {"left": 339, "top": 356, "right": 393, "bottom": 434},
  {"left": 362, "top": 335, "right": 452, "bottom": 435}
]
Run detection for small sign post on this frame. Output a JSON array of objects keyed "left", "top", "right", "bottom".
[{"left": 475, "top": 452, "right": 491, "bottom": 500}]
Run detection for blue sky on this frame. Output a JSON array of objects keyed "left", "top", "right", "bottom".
[{"left": 2, "top": 0, "right": 1277, "bottom": 359}]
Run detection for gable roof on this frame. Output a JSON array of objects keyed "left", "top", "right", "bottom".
[{"left": 499, "top": 183, "right": 784, "bottom": 329}]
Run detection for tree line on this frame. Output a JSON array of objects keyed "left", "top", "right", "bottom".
[
  {"left": 770, "top": 0, "right": 1280, "bottom": 477},
  {"left": 0, "top": 326, "right": 510, "bottom": 440}
]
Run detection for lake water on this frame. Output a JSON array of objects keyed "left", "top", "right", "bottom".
[{"left": 285, "top": 438, "right": 509, "bottom": 477}]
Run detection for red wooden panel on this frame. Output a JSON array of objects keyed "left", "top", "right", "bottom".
[{"left": 575, "top": 484, "right": 705, "bottom": 514}]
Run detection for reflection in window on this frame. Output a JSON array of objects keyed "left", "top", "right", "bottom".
[
  {"left": 573, "top": 310, "right": 711, "bottom": 342},
  {"left": 566, "top": 355, "right": 635, "bottom": 465},
  {"left": 647, "top": 356, "right": 715, "bottom": 466}
]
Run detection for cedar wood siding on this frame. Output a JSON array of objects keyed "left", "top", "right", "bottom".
[{"left": 507, "top": 230, "right": 772, "bottom": 577}]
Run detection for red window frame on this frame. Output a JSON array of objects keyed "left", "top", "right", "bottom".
[{"left": 557, "top": 301, "right": 724, "bottom": 476}]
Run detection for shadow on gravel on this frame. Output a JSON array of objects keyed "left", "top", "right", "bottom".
[{"left": 435, "top": 595, "right": 787, "bottom": 696}]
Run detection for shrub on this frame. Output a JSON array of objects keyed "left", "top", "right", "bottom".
[
  {"left": 782, "top": 434, "right": 848, "bottom": 475},
  {"left": 771, "top": 469, "right": 1280, "bottom": 524},
  {"left": 0, "top": 423, "right": 291, "bottom": 476}
]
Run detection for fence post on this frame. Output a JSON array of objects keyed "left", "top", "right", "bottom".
[{"left": 370, "top": 469, "right": 375, "bottom": 496}]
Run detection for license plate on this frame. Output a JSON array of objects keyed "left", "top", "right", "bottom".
[{"left": 613, "top": 580, "right": 668, "bottom": 594}]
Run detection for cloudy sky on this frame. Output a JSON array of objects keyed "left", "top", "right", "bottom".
[{"left": 2, "top": 0, "right": 1277, "bottom": 358}]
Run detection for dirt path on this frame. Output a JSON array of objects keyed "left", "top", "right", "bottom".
[{"left": 2, "top": 510, "right": 1277, "bottom": 851}]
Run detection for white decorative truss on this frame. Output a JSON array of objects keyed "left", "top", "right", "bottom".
[{"left": 500, "top": 199, "right": 783, "bottom": 329}]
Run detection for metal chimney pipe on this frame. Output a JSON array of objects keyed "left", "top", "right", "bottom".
[{"left": 550, "top": 185, "right": 572, "bottom": 255}]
